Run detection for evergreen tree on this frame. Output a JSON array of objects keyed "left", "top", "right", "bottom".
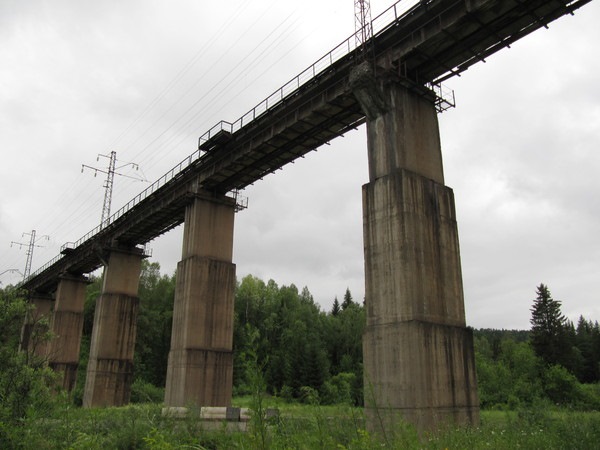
[
  {"left": 575, "top": 316, "right": 600, "bottom": 383},
  {"left": 341, "top": 288, "right": 353, "bottom": 310},
  {"left": 529, "top": 283, "right": 569, "bottom": 368},
  {"left": 331, "top": 297, "right": 340, "bottom": 316}
]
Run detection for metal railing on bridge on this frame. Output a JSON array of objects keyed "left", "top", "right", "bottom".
[{"left": 197, "top": 0, "right": 445, "bottom": 148}]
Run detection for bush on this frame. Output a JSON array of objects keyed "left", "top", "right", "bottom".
[
  {"left": 279, "top": 384, "right": 294, "bottom": 402},
  {"left": 543, "top": 364, "right": 580, "bottom": 405},
  {"left": 577, "top": 383, "right": 600, "bottom": 410},
  {"left": 0, "top": 292, "right": 57, "bottom": 448},
  {"left": 130, "top": 379, "right": 164, "bottom": 404},
  {"left": 299, "top": 386, "right": 320, "bottom": 405},
  {"left": 321, "top": 372, "right": 355, "bottom": 405}
]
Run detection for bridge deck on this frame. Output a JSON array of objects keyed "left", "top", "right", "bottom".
[{"left": 23, "top": 0, "right": 592, "bottom": 293}]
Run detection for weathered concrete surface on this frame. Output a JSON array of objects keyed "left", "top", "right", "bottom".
[
  {"left": 356, "top": 71, "right": 479, "bottom": 433},
  {"left": 19, "top": 293, "right": 53, "bottom": 359},
  {"left": 164, "top": 195, "right": 236, "bottom": 408},
  {"left": 83, "top": 248, "right": 143, "bottom": 407},
  {"left": 47, "top": 275, "right": 88, "bottom": 391}
]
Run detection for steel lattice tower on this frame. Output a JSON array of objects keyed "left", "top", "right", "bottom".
[
  {"left": 354, "top": 0, "right": 372, "bottom": 52},
  {"left": 101, "top": 151, "right": 117, "bottom": 228},
  {"left": 11, "top": 229, "right": 48, "bottom": 281}
]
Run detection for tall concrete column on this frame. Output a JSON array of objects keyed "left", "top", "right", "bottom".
[
  {"left": 20, "top": 292, "right": 53, "bottom": 360},
  {"left": 47, "top": 274, "right": 88, "bottom": 391},
  {"left": 352, "top": 66, "right": 479, "bottom": 433},
  {"left": 83, "top": 246, "right": 143, "bottom": 407},
  {"left": 164, "top": 194, "right": 236, "bottom": 408}
]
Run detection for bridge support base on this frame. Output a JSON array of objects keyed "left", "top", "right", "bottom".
[
  {"left": 356, "top": 73, "right": 479, "bottom": 433},
  {"left": 47, "top": 275, "right": 88, "bottom": 392},
  {"left": 164, "top": 195, "right": 236, "bottom": 408},
  {"left": 20, "top": 292, "right": 53, "bottom": 360},
  {"left": 83, "top": 247, "right": 143, "bottom": 407}
]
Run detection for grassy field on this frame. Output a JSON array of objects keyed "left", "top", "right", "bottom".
[{"left": 4, "top": 397, "right": 600, "bottom": 449}]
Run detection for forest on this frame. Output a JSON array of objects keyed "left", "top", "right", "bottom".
[{"left": 1, "top": 262, "right": 600, "bottom": 448}]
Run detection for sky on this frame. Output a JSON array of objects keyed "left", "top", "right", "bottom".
[{"left": 1, "top": 0, "right": 599, "bottom": 330}]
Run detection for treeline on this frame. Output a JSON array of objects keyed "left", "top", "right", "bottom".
[
  {"left": 4, "top": 263, "right": 600, "bottom": 412},
  {"left": 119, "top": 266, "right": 600, "bottom": 410}
]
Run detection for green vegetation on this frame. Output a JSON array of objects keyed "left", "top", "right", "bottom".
[
  {"left": 1, "top": 273, "right": 600, "bottom": 448},
  {"left": 0, "top": 400, "right": 599, "bottom": 449},
  {"left": 0, "top": 288, "right": 56, "bottom": 447},
  {"left": 475, "top": 284, "right": 600, "bottom": 411}
]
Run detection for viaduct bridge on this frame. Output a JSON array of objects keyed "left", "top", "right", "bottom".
[{"left": 19, "top": 0, "right": 592, "bottom": 433}]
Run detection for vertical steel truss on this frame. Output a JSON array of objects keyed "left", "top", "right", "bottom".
[
  {"left": 355, "top": 0, "right": 373, "bottom": 52},
  {"left": 101, "top": 151, "right": 117, "bottom": 229}
]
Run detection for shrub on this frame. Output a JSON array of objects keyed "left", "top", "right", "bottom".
[
  {"left": 543, "top": 364, "right": 580, "bottom": 405},
  {"left": 130, "top": 379, "right": 164, "bottom": 404},
  {"left": 321, "top": 372, "right": 355, "bottom": 405},
  {"left": 299, "top": 386, "right": 320, "bottom": 405}
]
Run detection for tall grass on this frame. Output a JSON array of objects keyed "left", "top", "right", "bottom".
[{"left": 5, "top": 397, "right": 600, "bottom": 449}]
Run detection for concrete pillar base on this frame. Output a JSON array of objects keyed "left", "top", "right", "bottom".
[
  {"left": 83, "top": 293, "right": 139, "bottom": 407},
  {"left": 364, "top": 321, "right": 479, "bottom": 432},
  {"left": 164, "top": 256, "right": 235, "bottom": 407},
  {"left": 84, "top": 358, "right": 134, "bottom": 407},
  {"left": 47, "top": 275, "right": 88, "bottom": 392},
  {"left": 20, "top": 294, "right": 53, "bottom": 358},
  {"left": 165, "top": 348, "right": 233, "bottom": 407}
]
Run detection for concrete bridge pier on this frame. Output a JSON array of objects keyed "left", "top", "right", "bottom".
[
  {"left": 47, "top": 274, "right": 88, "bottom": 391},
  {"left": 352, "top": 67, "right": 479, "bottom": 433},
  {"left": 164, "top": 194, "right": 236, "bottom": 409},
  {"left": 19, "top": 292, "right": 53, "bottom": 359},
  {"left": 83, "top": 246, "right": 143, "bottom": 407}
]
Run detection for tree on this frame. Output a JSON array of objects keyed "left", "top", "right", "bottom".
[
  {"left": 474, "top": 335, "right": 543, "bottom": 408},
  {"left": 529, "top": 283, "right": 571, "bottom": 368},
  {"left": 135, "top": 261, "right": 175, "bottom": 387},
  {"left": 574, "top": 316, "right": 600, "bottom": 383},
  {"left": 331, "top": 297, "right": 340, "bottom": 316},
  {"left": 341, "top": 288, "right": 353, "bottom": 310},
  {"left": 0, "top": 287, "right": 55, "bottom": 445}
]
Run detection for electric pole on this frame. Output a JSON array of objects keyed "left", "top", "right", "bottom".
[
  {"left": 354, "top": 0, "right": 373, "bottom": 57},
  {"left": 11, "top": 230, "right": 49, "bottom": 281},
  {"left": 82, "top": 151, "right": 146, "bottom": 229}
]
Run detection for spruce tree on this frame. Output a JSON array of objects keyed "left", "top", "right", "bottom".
[
  {"left": 529, "top": 283, "right": 569, "bottom": 367},
  {"left": 342, "top": 288, "right": 353, "bottom": 310},
  {"left": 331, "top": 297, "right": 340, "bottom": 316}
]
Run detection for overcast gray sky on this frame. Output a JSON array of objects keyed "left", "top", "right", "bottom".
[{"left": 1, "top": 0, "right": 599, "bottom": 330}]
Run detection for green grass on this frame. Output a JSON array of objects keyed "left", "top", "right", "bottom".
[{"left": 4, "top": 398, "right": 600, "bottom": 449}]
